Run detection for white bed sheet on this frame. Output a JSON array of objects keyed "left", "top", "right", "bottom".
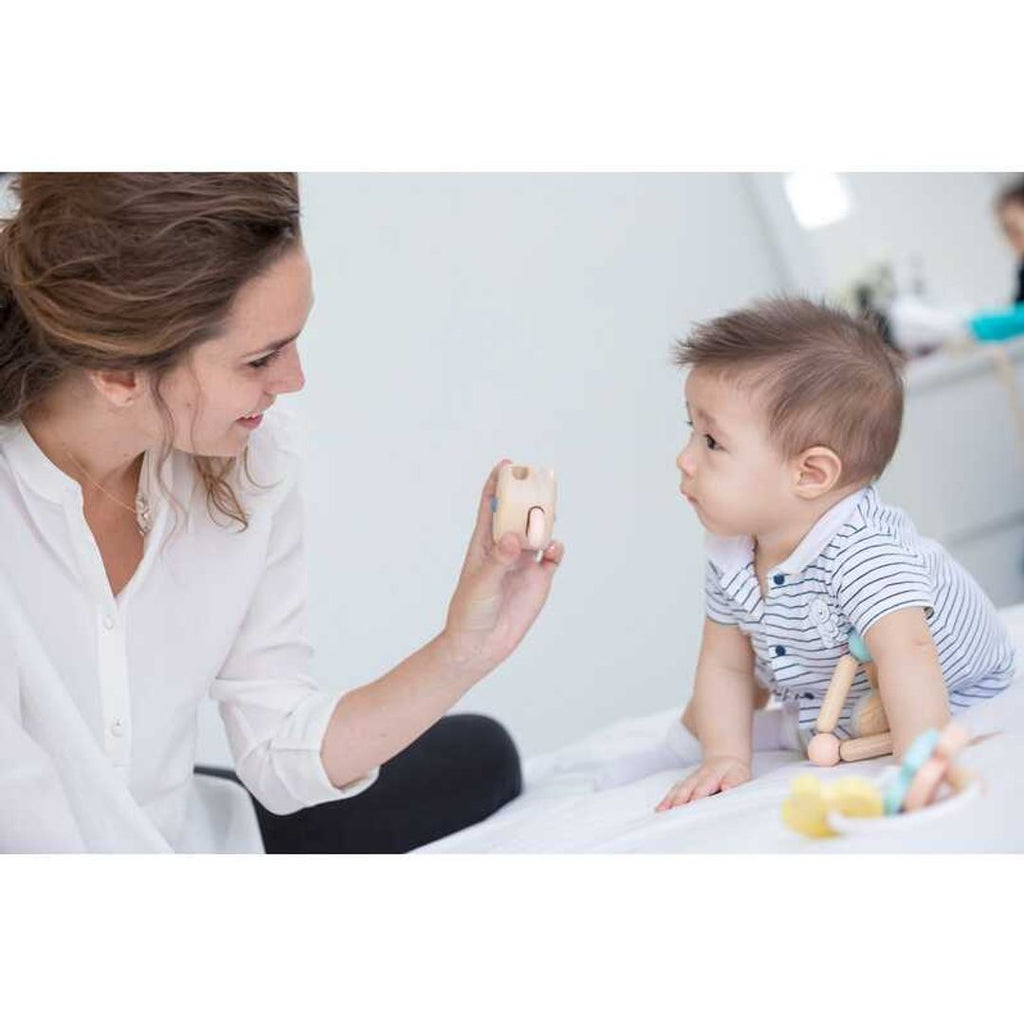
[{"left": 422, "top": 604, "right": 1024, "bottom": 853}]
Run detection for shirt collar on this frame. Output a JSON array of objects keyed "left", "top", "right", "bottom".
[
  {"left": 0, "top": 419, "right": 81, "bottom": 503},
  {"left": 0, "top": 418, "right": 169, "bottom": 508},
  {"left": 706, "top": 486, "right": 872, "bottom": 578}
]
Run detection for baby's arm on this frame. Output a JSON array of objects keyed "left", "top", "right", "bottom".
[
  {"left": 656, "top": 617, "right": 758, "bottom": 811},
  {"left": 864, "top": 607, "right": 950, "bottom": 757}
]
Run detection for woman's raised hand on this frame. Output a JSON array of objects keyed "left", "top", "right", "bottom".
[{"left": 440, "top": 460, "right": 564, "bottom": 671}]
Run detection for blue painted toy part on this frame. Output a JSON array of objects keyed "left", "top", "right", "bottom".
[
  {"left": 883, "top": 728, "right": 941, "bottom": 815},
  {"left": 970, "top": 303, "right": 1024, "bottom": 343},
  {"left": 902, "top": 728, "right": 940, "bottom": 775},
  {"left": 490, "top": 497, "right": 498, "bottom": 513},
  {"left": 847, "top": 630, "right": 871, "bottom": 664},
  {"left": 884, "top": 774, "right": 912, "bottom": 816}
]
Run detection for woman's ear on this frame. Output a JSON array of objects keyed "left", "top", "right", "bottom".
[
  {"left": 86, "top": 368, "right": 144, "bottom": 409},
  {"left": 793, "top": 445, "right": 843, "bottom": 499}
]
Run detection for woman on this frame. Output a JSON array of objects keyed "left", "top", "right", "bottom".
[
  {"left": 0, "top": 173, "right": 563, "bottom": 853},
  {"left": 996, "top": 176, "right": 1024, "bottom": 305}
]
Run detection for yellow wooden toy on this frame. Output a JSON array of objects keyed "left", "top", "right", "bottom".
[
  {"left": 783, "top": 722, "right": 977, "bottom": 839},
  {"left": 782, "top": 775, "right": 885, "bottom": 838}
]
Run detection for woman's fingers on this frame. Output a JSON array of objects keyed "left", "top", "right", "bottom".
[
  {"left": 476, "top": 460, "right": 509, "bottom": 531},
  {"left": 461, "top": 460, "right": 512, "bottom": 570},
  {"left": 539, "top": 540, "right": 564, "bottom": 573},
  {"left": 456, "top": 460, "right": 508, "bottom": 571},
  {"left": 482, "top": 459, "right": 508, "bottom": 502},
  {"left": 470, "top": 533, "right": 521, "bottom": 593}
]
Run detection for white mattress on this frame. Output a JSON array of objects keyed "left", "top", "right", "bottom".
[{"left": 421, "top": 604, "right": 1024, "bottom": 853}]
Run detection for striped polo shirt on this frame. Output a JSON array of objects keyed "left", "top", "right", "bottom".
[{"left": 704, "top": 486, "right": 1016, "bottom": 739}]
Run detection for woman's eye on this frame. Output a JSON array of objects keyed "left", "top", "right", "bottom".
[{"left": 248, "top": 349, "right": 282, "bottom": 370}]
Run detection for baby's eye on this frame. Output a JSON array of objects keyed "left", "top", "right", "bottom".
[{"left": 704, "top": 434, "right": 719, "bottom": 451}]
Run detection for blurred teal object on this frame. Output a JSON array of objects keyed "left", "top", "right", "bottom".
[
  {"left": 970, "top": 303, "right": 1024, "bottom": 343},
  {"left": 848, "top": 629, "right": 871, "bottom": 663}
]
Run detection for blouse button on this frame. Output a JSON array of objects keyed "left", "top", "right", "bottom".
[
  {"left": 774, "top": 645, "right": 786, "bottom": 657},
  {"left": 110, "top": 718, "right": 125, "bottom": 737},
  {"left": 773, "top": 574, "right": 785, "bottom": 585},
  {"left": 103, "top": 615, "right": 115, "bottom": 630}
]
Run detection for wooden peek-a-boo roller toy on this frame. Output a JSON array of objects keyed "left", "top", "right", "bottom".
[
  {"left": 491, "top": 464, "right": 557, "bottom": 551},
  {"left": 808, "top": 629, "right": 893, "bottom": 766}
]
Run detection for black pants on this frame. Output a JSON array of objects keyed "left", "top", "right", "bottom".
[{"left": 196, "top": 713, "right": 522, "bottom": 853}]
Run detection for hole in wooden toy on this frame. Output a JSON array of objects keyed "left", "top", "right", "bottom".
[{"left": 512, "top": 466, "right": 529, "bottom": 480}]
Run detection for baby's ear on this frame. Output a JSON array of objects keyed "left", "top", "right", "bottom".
[{"left": 794, "top": 445, "right": 843, "bottom": 499}]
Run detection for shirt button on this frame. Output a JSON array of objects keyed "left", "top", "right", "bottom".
[
  {"left": 110, "top": 718, "right": 125, "bottom": 737},
  {"left": 103, "top": 615, "right": 115, "bottom": 630},
  {"left": 773, "top": 574, "right": 785, "bottom": 585},
  {"left": 775, "top": 645, "right": 786, "bottom": 657}
]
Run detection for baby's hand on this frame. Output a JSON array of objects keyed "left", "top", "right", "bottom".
[{"left": 655, "top": 756, "right": 751, "bottom": 812}]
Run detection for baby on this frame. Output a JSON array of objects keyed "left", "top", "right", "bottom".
[{"left": 656, "top": 297, "right": 1016, "bottom": 812}]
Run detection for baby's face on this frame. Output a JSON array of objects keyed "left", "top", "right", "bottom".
[{"left": 676, "top": 368, "right": 793, "bottom": 537}]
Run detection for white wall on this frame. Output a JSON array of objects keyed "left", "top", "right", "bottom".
[
  {"left": 749, "top": 172, "right": 1018, "bottom": 307},
  {"left": 282, "top": 173, "right": 785, "bottom": 759}
]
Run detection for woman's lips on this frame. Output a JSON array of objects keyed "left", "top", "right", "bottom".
[{"left": 238, "top": 413, "right": 264, "bottom": 430}]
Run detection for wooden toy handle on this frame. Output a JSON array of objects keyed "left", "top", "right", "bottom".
[
  {"left": 815, "top": 655, "right": 858, "bottom": 733},
  {"left": 839, "top": 731, "right": 893, "bottom": 762}
]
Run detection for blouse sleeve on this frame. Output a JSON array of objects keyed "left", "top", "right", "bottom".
[
  {"left": 0, "top": 618, "right": 87, "bottom": 852},
  {"left": 209, "top": 421, "right": 378, "bottom": 815}
]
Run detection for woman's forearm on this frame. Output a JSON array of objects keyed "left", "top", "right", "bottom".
[{"left": 319, "top": 632, "right": 491, "bottom": 789}]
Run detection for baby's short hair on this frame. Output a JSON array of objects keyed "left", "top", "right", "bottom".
[{"left": 674, "top": 297, "right": 905, "bottom": 486}]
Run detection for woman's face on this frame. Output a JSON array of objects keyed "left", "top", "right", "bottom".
[
  {"left": 155, "top": 244, "right": 313, "bottom": 457},
  {"left": 998, "top": 200, "right": 1024, "bottom": 257}
]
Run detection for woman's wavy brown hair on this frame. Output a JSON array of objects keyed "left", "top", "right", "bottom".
[{"left": 0, "top": 172, "right": 301, "bottom": 528}]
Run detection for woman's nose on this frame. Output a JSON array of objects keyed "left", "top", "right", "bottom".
[{"left": 271, "top": 345, "right": 306, "bottom": 395}]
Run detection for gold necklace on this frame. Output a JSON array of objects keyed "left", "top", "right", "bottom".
[{"left": 63, "top": 448, "right": 153, "bottom": 537}]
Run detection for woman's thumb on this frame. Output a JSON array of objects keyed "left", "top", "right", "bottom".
[{"left": 489, "top": 532, "right": 521, "bottom": 568}]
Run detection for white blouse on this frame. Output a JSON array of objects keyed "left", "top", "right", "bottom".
[{"left": 0, "top": 410, "right": 376, "bottom": 853}]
